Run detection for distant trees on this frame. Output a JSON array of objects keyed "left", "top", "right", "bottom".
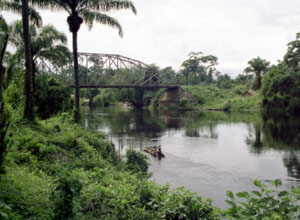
[
  {"left": 180, "top": 52, "right": 218, "bottom": 85},
  {"left": 216, "top": 74, "right": 233, "bottom": 89},
  {"left": 244, "top": 57, "right": 270, "bottom": 90},
  {"left": 37, "top": 0, "right": 136, "bottom": 121}
]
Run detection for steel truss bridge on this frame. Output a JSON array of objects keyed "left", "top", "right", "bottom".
[{"left": 38, "top": 52, "right": 178, "bottom": 89}]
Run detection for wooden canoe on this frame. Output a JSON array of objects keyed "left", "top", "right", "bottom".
[{"left": 144, "top": 147, "right": 165, "bottom": 158}]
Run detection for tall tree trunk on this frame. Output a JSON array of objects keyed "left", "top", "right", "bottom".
[
  {"left": 0, "top": 32, "right": 9, "bottom": 98},
  {"left": 257, "top": 73, "right": 262, "bottom": 90},
  {"left": 185, "top": 71, "right": 189, "bottom": 85},
  {"left": 0, "top": 30, "right": 10, "bottom": 173},
  {"left": 21, "top": 0, "right": 34, "bottom": 120},
  {"left": 72, "top": 31, "right": 80, "bottom": 122}
]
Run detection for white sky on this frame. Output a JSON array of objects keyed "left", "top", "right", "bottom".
[{"left": 3, "top": 0, "right": 300, "bottom": 77}]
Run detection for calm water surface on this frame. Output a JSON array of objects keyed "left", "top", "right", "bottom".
[{"left": 82, "top": 106, "right": 300, "bottom": 208}]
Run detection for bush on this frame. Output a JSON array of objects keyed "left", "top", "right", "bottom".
[
  {"left": 224, "top": 179, "right": 300, "bottom": 219},
  {"left": 0, "top": 167, "right": 54, "bottom": 219},
  {"left": 125, "top": 150, "right": 149, "bottom": 175},
  {"left": 93, "top": 90, "right": 116, "bottom": 107},
  {"left": 34, "top": 76, "right": 71, "bottom": 119},
  {"left": 53, "top": 170, "right": 83, "bottom": 220},
  {"left": 179, "top": 97, "right": 189, "bottom": 107}
]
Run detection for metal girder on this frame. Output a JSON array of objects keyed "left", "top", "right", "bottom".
[{"left": 37, "top": 52, "right": 175, "bottom": 88}]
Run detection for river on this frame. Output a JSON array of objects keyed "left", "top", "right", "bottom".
[{"left": 82, "top": 106, "right": 300, "bottom": 208}]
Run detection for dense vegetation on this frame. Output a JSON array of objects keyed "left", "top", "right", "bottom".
[
  {"left": 2, "top": 0, "right": 300, "bottom": 219},
  {"left": 261, "top": 33, "right": 300, "bottom": 116}
]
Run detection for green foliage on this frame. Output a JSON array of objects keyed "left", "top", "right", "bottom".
[
  {"left": 1, "top": 112, "right": 223, "bottom": 219},
  {"left": 80, "top": 169, "right": 220, "bottom": 220},
  {"left": 181, "top": 52, "right": 219, "bottom": 85},
  {"left": 179, "top": 97, "right": 189, "bottom": 107},
  {"left": 34, "top": 76, "right": 72, "bottom": 119},
  {"left": 150, "top": 88, "right": 167, "bottom": 107},
  {"left": 262, "top": 65, "right": 300, "bottom": 116},
  {"left": 125, "top": 150, "right": 149, "bottom": 175},
  {"left": 184, "top": 85, "right": 261, "bottom": 112},
  {"left": 53, "top": 170, "right": 83, "bottom": 220},
  {"left": 153, "top": 187, "right": 220, "bottom": 220},
  {"left": 117, "top": 88, "right": 152, "bottom": 109},
  {"left": 261, "top": 33, "right": 300, "bottom": 116},
  {"left": 223, "top": 101, "right": 231, "bottom": 112},
  {"left": 244, "top": 57, "right": 270, "bottom": 90},
  {"left": 3, "top": 70, "right": 25, "bottom": 110},
  {"left": 224, "top": 179, "right": 300, "bottom": 220},
  {"left": 0, "top": 167, "right": 54, "bottom": 219},
  {"left": 216, "top": 74, "right": 233, "bottom": 89},
  {"left": 93, "top": 89, "right": 117, "bottom": 107}
]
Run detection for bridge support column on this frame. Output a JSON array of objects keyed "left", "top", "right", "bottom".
[{"left": 159, "top": 87, "right": 197, "bottom": 107}]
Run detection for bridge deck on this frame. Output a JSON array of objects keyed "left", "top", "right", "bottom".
[{"left": 70, "top": 85, "right": 179, "bottom": 89}]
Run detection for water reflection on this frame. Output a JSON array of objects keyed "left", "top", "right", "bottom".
[
  {"left": 245, "top": 123, "right": 264, "bottom": 154},
  {"left": 244, "top": 116, "right": 300, "bottom": 180},
  {"left": 262, "top": 117, "right": 300, "bottom": 148},
  {"left": 262, "top": 117, "right": 300, "bottom": 180},
  {"left": 82, "top": 106, "right": 300, "bottom": 208}
]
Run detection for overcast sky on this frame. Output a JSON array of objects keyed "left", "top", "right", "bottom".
[{"left": 3, "top": 0, "right": 300, "bottom": 77}]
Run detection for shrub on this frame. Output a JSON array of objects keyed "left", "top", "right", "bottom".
[
  {"left": 0, "top": 167, "right": 54, "bottom": 219},
  {"left": 34, "top": 76, "right": 71, "bottom": 119},
  {"left": 125, "top": 150, "right": 149, "bottom": 175},
  {"left": 224, "top": 179, "right": 300, "bottom": 219},
  {"left": 93, "top": 91, "right": 116, "bottom": 107},
  {"left": 179, "top": 98, "right": 189, "bottom": 107},
  {"left": 53, "top": 170, "right": 83, "bottom": 220}
]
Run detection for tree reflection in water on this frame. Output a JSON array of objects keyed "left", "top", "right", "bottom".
[
  {"left": 246, "top": 115, "right": 300, "bottom": 179},
  {"left": 283, "top": 152, "right": 300, "bottom": 179},
  {"left": 84, "top": 106, "right": 300, "bottom": 180},
  {"left": 245, "top": 123, "right": 264, "bottom": 154}
]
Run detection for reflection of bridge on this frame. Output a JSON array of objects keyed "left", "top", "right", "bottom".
[{"left": 46, "top": 52, "right": 178, "bottom": 88}]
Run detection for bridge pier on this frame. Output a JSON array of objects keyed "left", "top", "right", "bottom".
[{"left": 159, "top": 87, "right": 198, "bottom": 107}]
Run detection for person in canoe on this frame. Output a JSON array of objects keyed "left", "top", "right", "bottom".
[
  {"left": 144, "top": 145, "right": 164, "bottom": 157},
  {"left": 157, "top": 145, "right": 162, "bottom": 157}
]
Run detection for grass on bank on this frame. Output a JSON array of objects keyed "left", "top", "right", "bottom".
[{"left": 183, "top": 85, "right": 261, "bottom": 112}]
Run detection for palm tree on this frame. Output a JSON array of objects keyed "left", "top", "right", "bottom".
[
  {"left": 244, "top": 57, "right": 270, "bottom": 90},
  {"left": 3, "top": 0, "right": 42, "bottom": 120},
  {"left": 3, "top": 0, "right": 42, "bottom": 27},
  {"left": 21, "top": 0, "right": 35, "bottom": 119},
  {"left": 37, "top": 0, "right": 136, "bottom": 121},
  {"left": 11, "top": 21, "right": 71, "bottom": 85}
]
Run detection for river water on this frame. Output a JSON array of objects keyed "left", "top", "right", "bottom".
[{"left": 82, "top": 106, "right": 300, "bottom": 208}]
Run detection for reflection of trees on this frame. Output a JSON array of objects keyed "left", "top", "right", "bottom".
[
  {"left": 83, "top": 107, "right": 166, "bottom": 138},
  {"left": 185, "top": 123, "right": 218, "bottom": 139},
  {"left": 283, "top": 152, "right": 300, "bottom": 179},
  {"left": 245, "top": 123, "right": 264, "bottom": 155},
  {"left": 262, "top": 117, "right": 300, "bottom": 148},
  {"left": 261, "top": 116, "right": 300, "bottom": 179}
]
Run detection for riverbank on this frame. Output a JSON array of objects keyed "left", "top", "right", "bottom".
[
  {"left": 84, "top": 85, "right": 262, "bottom": 113},
  {"left": 1, "top": 112, "right": 300, "bottom": 219},
  {"left": 181, "top": 85, "right": 262, "bottom": 112},
  {"left": 0, "top": 114, "right": 219, "bottom": 219}
]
